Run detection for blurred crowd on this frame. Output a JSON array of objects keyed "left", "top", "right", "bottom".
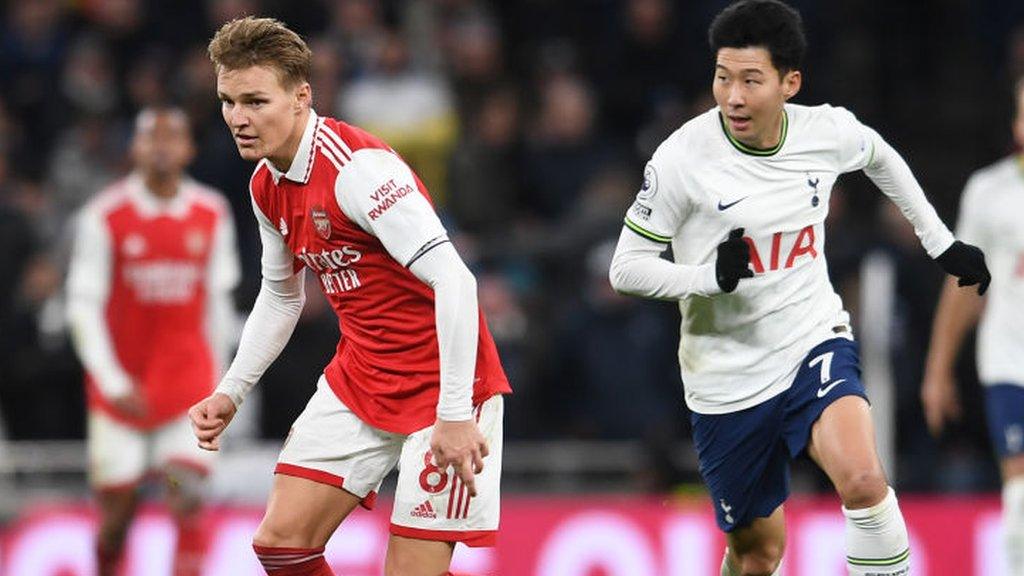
[{"left": 1, "top": 0, "right": 1023, "bottom": 493}]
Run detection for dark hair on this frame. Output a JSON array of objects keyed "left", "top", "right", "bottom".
[{"left": 709, "top": 0, "right": 806, "bottom": 75}]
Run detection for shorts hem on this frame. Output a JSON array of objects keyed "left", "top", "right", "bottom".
[
  {"left": 274, "top": 463, "right": 378, "bottom": 510},
  {"left": 389, "top": 523, "right": 497, "bottom": 547},
  {"left": 721, "top": 495, "right": 788, "bottom": 533},
  {"left": 789, "top": 390, "right": 870, "bottom": 458}
]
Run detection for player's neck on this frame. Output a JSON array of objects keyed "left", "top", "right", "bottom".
[
  {"left": 746, "top": 110, "right": 785, "bottom": 150},
  {"left": 267, "top": 108, "right": 311, "bottom": 174},
  {"left": 144, "top": 173, "right": 180, "bottom": 199}
]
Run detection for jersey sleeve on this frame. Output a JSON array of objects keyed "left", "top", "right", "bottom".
[
  {"left": 954, "top": 174, "right": 990, "bottom": 251},
  {"left": 334, "top": 149, "right": 448, "bottom": 267},
  {"left": 832, "top": 106, "right": 876, "bottom": 174},
  {"left": 622, "top": 153, "right": 691, "bottom": 244},
  {"left": 250, "top": 192, "right": 297, "bottom": 281},
  {"left": 209, "top": 200, "right": 242, "bottom": 292},
  {"left": 65, "top": 205, "right": 133, "bottom": 399},
  {"left": 850, "top": 110, "right": 956, "bottom": 257},
  {"left": 206, "top": 198, "right": 242, "bottom": 372},
  {"left": 66, "top": 206, "right": 112, "bottom": 303}
]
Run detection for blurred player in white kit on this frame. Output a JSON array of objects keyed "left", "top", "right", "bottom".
[{"left": 923, "top": 78, "right": 1024, "bottom": 576}]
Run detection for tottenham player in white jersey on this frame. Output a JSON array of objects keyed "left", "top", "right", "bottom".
[
  {"left": 609, "top": 1, "right": 990, "bottom": 575},
  {"left": 923, "top": 78, "right": 1024, "bottom": 576}
]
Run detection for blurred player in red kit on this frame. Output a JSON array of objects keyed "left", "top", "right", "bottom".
[
  {"left": 67, "top": 107, "right": 241, "bottom": 576},
  {"left": 189, "top": 17, "right": 511, "bottom": 576}
]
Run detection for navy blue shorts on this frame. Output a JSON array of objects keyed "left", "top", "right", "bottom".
[
  {"left": 984, "top": 383, "right": 1024, "bottom": 459},
  {"left": 690, "top": 337, "right": 868, "bottom": 532}
]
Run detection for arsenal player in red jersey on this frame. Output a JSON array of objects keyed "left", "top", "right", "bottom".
[
  {"left": 66, "top": 107, "right": 241, "bottom": 576},
  {"left": 189, "top": 17, "right": 511, "bottom": 576}
]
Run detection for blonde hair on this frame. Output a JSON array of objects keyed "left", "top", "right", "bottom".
[{"left": 208, "top": 16, "right": 311, "bottom": 87}]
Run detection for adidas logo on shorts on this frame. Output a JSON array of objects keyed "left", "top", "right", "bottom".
[{"left": 411, "top": 500, "right": 436, "bottom": 519}]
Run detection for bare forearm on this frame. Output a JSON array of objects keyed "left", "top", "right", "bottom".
[{"left": 926, "top": 277, "right": 984, "bottom": 374}]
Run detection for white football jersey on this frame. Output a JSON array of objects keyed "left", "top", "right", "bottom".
[
  {"left": 955, "top": 156, "right": 1024, "bottom": 386},
  {"left": 624, "top": 103, "right": 954, "bottom": 414}
]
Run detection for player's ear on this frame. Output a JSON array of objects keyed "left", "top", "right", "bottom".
[
  {"left": 782, "top": 69, "right": 801, "bottom": 101},
  {"left": 183, "top": 137, "right": 197, "bottom": 166},
  {"left": 294, "top": 82, "right": 311, "bottom": 113},
  {"left": 1013, "top": 94, "right": 1024, "bottom": 150}
]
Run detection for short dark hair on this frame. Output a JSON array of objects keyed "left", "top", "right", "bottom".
[{"left": 709, "top": 0, "right": 806, "bottom": 75}]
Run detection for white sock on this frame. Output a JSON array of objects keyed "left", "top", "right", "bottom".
[
  {"left": 1004, "top": 477, "right": 1024, "bottom": 576},
  {"left": 842, "top": 486, "right": 910, "bottom": 575},
  {"left": 720, "top": 547, "right": 782, "bottom": 576}
]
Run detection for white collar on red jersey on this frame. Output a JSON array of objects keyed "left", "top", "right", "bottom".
[
  {"left": 125, "top": 172, "right": 194, "bottom": 219},
  {"left": 266, "top": 109, "right": 320, "bottom": 185}
]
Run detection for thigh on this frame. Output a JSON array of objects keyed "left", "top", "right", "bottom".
[
  {"left": 277, "top": 375, "right": 403, "bottom": 509},
  {"left": 691, "top": 395, "right": 790, "bottom": 533},
  {"left": 88, "top": 410, "right": 148, "bottom": 490},
  {"left": 391, "top": 394, "right": 504, "bottom": 548},
  {"left": 806, "top": 395, "right": 886, "bottom": 497},
  {"left": 256, "top": 474, "right": 364, "bottom": 548},
  {"left": 384, "top": 536, "right": 454, "bottom": 576},
  {"left": 782, "top": 337, "right": 869, "bottom": 459}
]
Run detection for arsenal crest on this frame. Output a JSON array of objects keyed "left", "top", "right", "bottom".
[
  {"left": 310, "top": 206, "right": 331, "bottom": 240},
  {"left": 185, "top": 229, "right": 207, "bottom": 256}
]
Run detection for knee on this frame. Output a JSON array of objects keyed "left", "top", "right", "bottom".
[
  {"left": 734, "top": 542, "right": 784, "bottom": 576},
  {"left": 838, "top": 469, "right": 888, "bottom": 509},
  {"left": 253, "top": 520, "right": 301, "bottom": 549},
  {"left": 97, "top": 518, "right": 131, "bottom": 550},
  {"left": 97, "top": 508, "right": 133, "bottom": 544},
  {"left": 167, "top": 487, "right": 202, "bottom": 520},
  {"left": 165, "top": 465, "right": 206, "bottom": 516}
]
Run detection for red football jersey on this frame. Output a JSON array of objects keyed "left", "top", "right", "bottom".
[
  {"left": 249, "top": 113, "right": 510, "bottom": 434},
  {"left": 69, "top": 175, "right": 239, "bottom": 429}
]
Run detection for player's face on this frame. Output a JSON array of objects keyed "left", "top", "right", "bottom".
[
  {"left": 131, "top": 111, "right": 195, "bottom": 179},
  {"left": 217, "top": 65, "right": 311, "bottom": 167},
  {"left": 713, "top": 47, "right": 801, "bottom": 148}
]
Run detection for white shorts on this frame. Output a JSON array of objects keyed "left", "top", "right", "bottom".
[
  {"left": 87, "top": 410, "right": 215, "bottom": 490},
  {"left": 277, "top": 375, "right": 504, "bottom": 547}
]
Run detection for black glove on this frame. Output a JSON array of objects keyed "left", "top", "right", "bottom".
[
  {"left": 935, "top": 240, "right": 991, "bottom": 295},
  {"left": 716, "top": 228, "right": 754, "bottom": 293}
]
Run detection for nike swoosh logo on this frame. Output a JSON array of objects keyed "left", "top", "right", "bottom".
[
  {"left": 816, "top": 378, "right": 847, "bottom": 398},
  {"left": 717, "top": 197, "right": 748, "bottom": 211}
]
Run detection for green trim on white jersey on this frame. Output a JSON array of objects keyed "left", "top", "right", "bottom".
[
  {"left": 718, "top": 110, "right": 789, "bottom": 157},
  {"left": 624, "top": 216, "right": 672, "bottom": 243}
]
